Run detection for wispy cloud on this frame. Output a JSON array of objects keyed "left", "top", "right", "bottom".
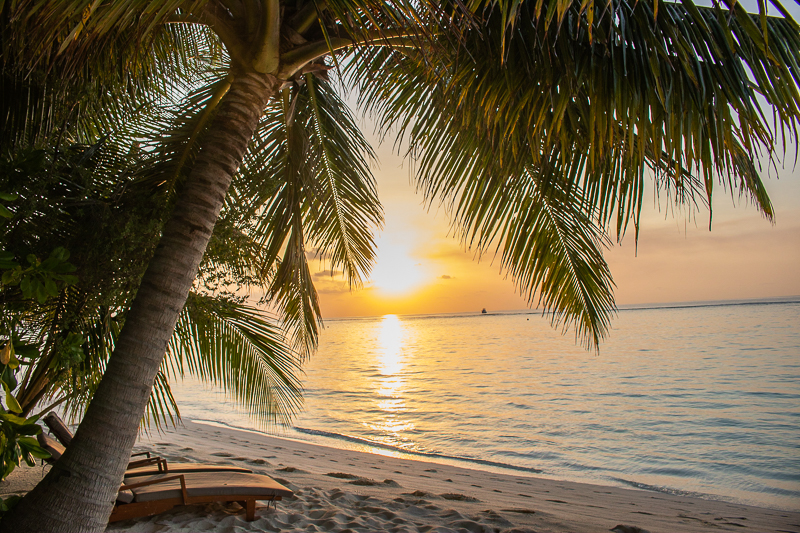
[
  {"left": 314, "top": 269, "right": 344, "bottom": 278},
  {"left": 305, "top": 247, "right": 331, "bottom": 261}
]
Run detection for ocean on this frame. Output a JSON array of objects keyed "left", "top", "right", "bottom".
[{"left": 171, "top": 298, "right": 800, "bottom": 511}]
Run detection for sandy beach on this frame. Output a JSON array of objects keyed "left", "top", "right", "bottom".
[{"left": 6, "top": 419, "right": 796, "bottom": 533}]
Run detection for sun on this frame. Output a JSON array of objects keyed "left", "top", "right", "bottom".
[{"left": 369, "top": 239, "right": 427, "bottom": 296}]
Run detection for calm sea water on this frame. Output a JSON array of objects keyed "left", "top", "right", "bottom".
[{"left": 171, "top": 299, "right": 800, "bottom": 511}]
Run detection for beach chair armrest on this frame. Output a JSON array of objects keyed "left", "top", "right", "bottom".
[
  {"left": 120, "top": 474, "right": 189, "bottom": 504},
  {"left": 131, "top": 451, "right": 151, "bottom": 458},
  {"left": 127, "top": 456, "right": 162, "bottom": 469}
]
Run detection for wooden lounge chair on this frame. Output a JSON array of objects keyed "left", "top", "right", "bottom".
[
  {"left": 110, "top": 471, "right": 292, "bottom": 522},
  {"left": 37, "top": 432, "right": 164, "bottom": 471},
  {"left": 42, "top": 412, "right": 157, "bottom": 464},
  {"left": 36, "top": 432, "right": 253, "bottom": 477}
]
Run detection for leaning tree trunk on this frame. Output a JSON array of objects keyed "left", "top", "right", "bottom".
[{"left": 0, "top": 70, "right": 282, "bottom": 533}]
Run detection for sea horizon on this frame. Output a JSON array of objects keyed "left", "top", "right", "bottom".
[{"left": 321, "top": 294, "right": 800, "bottom": 322}]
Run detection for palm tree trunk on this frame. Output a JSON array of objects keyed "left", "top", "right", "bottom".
[{"left": 0, "top": 70, "right": 281, "bottom": 533}]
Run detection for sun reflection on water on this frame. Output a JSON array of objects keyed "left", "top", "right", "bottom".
[
  {"left": 368, "top": 315, "right": 416, "bottom": 447},
  {"left": 377, "top": 314, "right": 404, "bottom": 376}
]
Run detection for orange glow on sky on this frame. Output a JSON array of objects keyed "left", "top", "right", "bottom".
[{"left": 309, "top": 118, "right": 800, "bottom": 319}]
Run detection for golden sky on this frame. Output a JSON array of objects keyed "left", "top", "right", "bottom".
[
  {"left": 309, "top": 133, "right": 800, "bottom": 319},
  {"left": 307, "top": 0, "right": 800, "bottom": 320}
]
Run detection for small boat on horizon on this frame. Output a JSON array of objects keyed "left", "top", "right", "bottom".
[{"left": 481, "top": 308, "right": 487, "bottom": 314}]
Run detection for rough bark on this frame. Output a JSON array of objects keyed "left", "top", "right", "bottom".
[{"left": 0, "top": 70, "right": 281, "bottom": 533}]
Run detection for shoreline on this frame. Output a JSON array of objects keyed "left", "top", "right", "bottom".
[
  {"left": 194, "top": 418, "right": 786, "bottom": 512},
  {"left": 106, "top": 419, "right": 799, "bottom": 532},
  {"left": 4, "top": 418, "right": 796, "bottom": 532}
]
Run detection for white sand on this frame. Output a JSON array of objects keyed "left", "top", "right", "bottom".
[
  {"left": 95, "top": 419, "right": 797, "bottom": 533},
  {"left": 3, "top": 419, "right": 796, "bottom": 532}
]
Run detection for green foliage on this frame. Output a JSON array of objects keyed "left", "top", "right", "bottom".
[
  {"left": 0, "top": 248, "right": 78, "bottom": 304},
  {"left": 0, "top": 89, "right": 309, "bottom": 430},
  {"left": 0, "top": 495, "right": 22, "bottom": 518},
  {"left": 0, "top": 412, "right": 49, "bottom": 481},
  {"left": 222, "top": 74, "right": 382, "bottom": 355},
  {"left": 0, "top": 142, "right": 158, "bottom": 422},
  {"left": 0, "top": 187, "right": 54, "bottom": 479}
]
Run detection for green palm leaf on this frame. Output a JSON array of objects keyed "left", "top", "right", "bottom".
[
  {"left": 169, "top": 293, "right": 303, "bottom": 427},
  {"left": 225, "top": 73, "right": 382, "bottom": 356},
  {"left": 348, "top": 0, "right": 800, "bottom": 347}
]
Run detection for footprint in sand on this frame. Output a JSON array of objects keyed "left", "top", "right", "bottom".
[
  {"left": 325, "top": 472, "right": 360, "bottom": 479},
  {"left": 403, "top": 490, "right": 436, "bottom": 499},
  {"left": 424, "top": 469, "right": 437, "bottom": 473},
  {"left": 348, "top": 477, "right": 386, "bottom": 486},
  {"left": 211, "top": 452, "right": 234, "bottom": 457},
  {"left": 475, "top": 509, "right": 514, "bottom": 526},
  {"left": 611, "top": 525, "right": 651, "bottom": 533},
  {"left": 440, "top": 493, "right": 481, "bottom": 502},
  {"left": 277, "top": 466, "right": 307, "bottom": 473}
]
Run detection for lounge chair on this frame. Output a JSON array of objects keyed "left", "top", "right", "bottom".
[
  {"left": 36, "top": 432, "right": 253, "bottom": 477},
  {"left": 37, "top": 432, "right": 165, "bottom": 471},
  {"left": 110, "top": 471, "right": 292, "bottom": 522},
  {"left": 42, "top": 412, "right": 252, "bottom": 475},
  {"left": 39, "top": 411, "right": 160, "bottom": 468}
]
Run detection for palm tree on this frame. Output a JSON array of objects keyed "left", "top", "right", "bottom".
[
  {"left": 2, "top": 1, "right": 799, "bottom": 531},
  {"left": 1, "top": 11, "right": 377, "bottom": 429}
]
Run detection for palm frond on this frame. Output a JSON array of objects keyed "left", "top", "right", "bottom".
[
  {"left": 223, "top": 74, "right": 381, "bottom": 356},
  {"left": 137, "top": 72, "right": 232, "bottom": 194},
  {"left": 142, "top": 370, "right": 181, "bottom": 430},
  {"left": 168, "top": 293, "right": 304, "bottom": 427},
  {"left": 303, "top": 74, "right": 382, "bottom": 286},
  {"left": 1, "top": 5, "right": 221, "bottom": 149},
  {"left": 347, "top": 0, "right": 800, "bottom": 347}
]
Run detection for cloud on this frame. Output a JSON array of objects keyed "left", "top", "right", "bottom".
[
  {"left": 439, "top": 274, "right": 454, "bottom": 280},
  {"left": 305, "top": 247, "right": 331, "bottom": 261},
  {"left": 314, "top": 269, "right": 343, "bottom": 278}
]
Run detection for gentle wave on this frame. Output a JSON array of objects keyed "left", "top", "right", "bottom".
[
  {"left": 292, "top": 426, "right": 544, "bottom": 474},
  {"left": 610, "top": 478, "right": 733, "bottom": 501}
]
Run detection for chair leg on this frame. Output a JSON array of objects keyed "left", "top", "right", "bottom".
[{"left": 245, "top": 499, "right": 256, "bottom": 521}]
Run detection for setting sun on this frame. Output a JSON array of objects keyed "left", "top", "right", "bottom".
[{"left": 368, "top": 236, "right": 428, "bottom": 296}]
